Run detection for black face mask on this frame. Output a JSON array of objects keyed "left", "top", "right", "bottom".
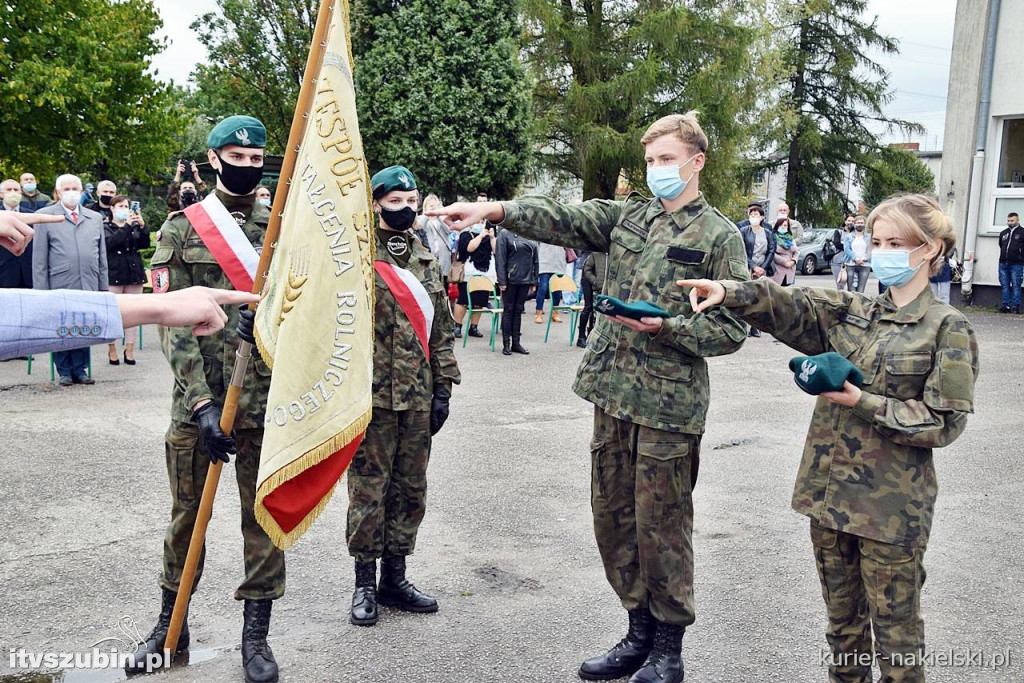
[
  {"left": 855, "top": 225, "right": 865, "bottom": 232},
  {"left": 215, "top": 154, "right": 263, "bottom": 195},
  {"left": 181, "top": 190, "right": 198, "bottom": 207},
  {"left": 379, "top": 206, "right": 417, "bottom": 232},
  {"left": 98, "top": 195, "right": 111, "bottom": 206}
]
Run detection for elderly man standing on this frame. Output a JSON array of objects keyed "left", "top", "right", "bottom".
[
  {"left": 85, "top": 180, "right": 117, "bottom": 222},
  {"left": 19, "top": 172, "right": 52, "bottom": 212},
  {"left": 32, "top": 174, "right": 108, "bottom": 385},
  {"left": 0, "top": 178, "right": 34, "bottom": 289},
  {"left": 774, "top": 201, "right": 803, "bottom": 245}
]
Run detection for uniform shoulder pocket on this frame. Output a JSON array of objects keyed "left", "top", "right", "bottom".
[
  {"left": 611, "top": 226, "right": 646, "bottom": 253},
  {"left": 150, "top": 246, "right": 175, "bottom": 266}
]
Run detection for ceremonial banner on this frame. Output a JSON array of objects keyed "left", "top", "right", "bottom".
[{"left": 253, "top": 0, "right": 374, "bottom": 549}]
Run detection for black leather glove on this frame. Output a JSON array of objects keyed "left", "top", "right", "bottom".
[
  {"left": 194, "top": 402, "right": 235, "bottom": 463},
  {"left": 430, "top": 385, "right": 451, "bottom": 436},
  {"left": 236, "top": 304, "right": 256, "bottom": 345}
]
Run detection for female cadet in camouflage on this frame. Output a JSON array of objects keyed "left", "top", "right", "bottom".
[
  {"left": 682, "top": 194, "right": 979, "bottom": 683},
  {"left": 346, "top": 166, "right": 461, "bottom": 627}
]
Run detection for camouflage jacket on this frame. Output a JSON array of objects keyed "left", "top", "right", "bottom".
[
  {"left": 500, "top": 193, "right": 749, "bottom": 433},
  {"left": 151, "top": 199, "right": 272, "bottom": 430},
  {"left": 372, "top": 232, "right": 460, "bottom": 411},
  {"left": 722, "top": 278, "right": 979, "bottom": 547}
]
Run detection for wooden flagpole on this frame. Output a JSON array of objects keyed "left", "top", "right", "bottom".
[{"left": 163, "top": 0, "right": 337, "bottom": 656}]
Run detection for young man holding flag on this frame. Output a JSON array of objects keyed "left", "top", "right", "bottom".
[
  {"left": 125, "top": 116, "right": 282, "bottom": 683},
  {"left": 347, "top": 165, "right": 460, "bottom": 627}
]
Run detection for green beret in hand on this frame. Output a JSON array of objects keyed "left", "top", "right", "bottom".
[
  {"left": 789, "top": 352, "right": 864, "bottom": 395},
  {"left": 594, "top": 295, "right": 671, "bottom": 320}
]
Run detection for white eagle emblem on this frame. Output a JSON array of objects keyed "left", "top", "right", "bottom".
[
  {"left": 235, "top": 128, "right": 250, "bottom": 145},
  {"left": 799, "top": 360, "right": 818, "bottom": 384},
  {"left": 399, "top": 173, "right": 410, "bottom": 188}
]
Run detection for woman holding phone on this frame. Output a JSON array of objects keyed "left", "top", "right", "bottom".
[
  {"left": 680, "top": 194, "right": 978, "bottom": 683},
  {"left": 104, "top": 195, "right": 149, "bottom": 364}
]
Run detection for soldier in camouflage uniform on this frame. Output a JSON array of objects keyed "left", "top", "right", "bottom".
[
  {"left": 683, "top": 194, "right": 979, "bottom": 683},
  {"left": 125, "top": 116, "right": 282, "bottom": 683},
  {"left": 434, "top": 113, "right": 749, "bottom": 683},
  {"left": 347, "top": 165, "right": 461, "bottom": 627}
]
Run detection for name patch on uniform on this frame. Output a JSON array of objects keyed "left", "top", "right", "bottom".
[
  {"left": 152, "top": 267, "right": 170, "bottom": 294},
  {"left": 666, "top": 247, "right": 706, "bottom": 266},
  {"left": 838, "top": 312, "right": 870, "bottom": 330},
  {"left": 621, "top": 219, "right": 648, "bottom": 239}
]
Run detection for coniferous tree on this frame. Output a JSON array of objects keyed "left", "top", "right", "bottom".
[
  {"left": 522, "top": 0, "right": 755, "bottom": 203},
  {"left": 751, "top": 0, "right": 921, "bottom": 225},
  {"left": 353, "top": 0, "right": 532, "bottom": 200}
]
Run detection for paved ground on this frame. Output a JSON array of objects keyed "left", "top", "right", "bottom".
[{"left": 1, "top": 275, "right": 1021, "bottom": 683}]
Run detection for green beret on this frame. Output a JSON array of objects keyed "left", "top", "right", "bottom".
[
  {"left": 371, "top": 165, "right": 417, "bottom": 200},
  {"left": 207, "top": 115, "right": 267, "bottom": 150},
  {"left": 789, "top": 352, "right": 864, "bottom": 395}
]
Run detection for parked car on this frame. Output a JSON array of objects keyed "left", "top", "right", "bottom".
[{"left": 797, "top": 228, "right": 837, "bottom": 276}]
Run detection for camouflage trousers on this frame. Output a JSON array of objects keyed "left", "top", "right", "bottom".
[
  {"left": 160, "top": 422, "right": 286, "bottom": 601},
  {"left": 591, "top": 407, "right": 701, "bottom": 627},
  {"left": 347, "top": 409, "right": 431, "bottom": 562},
  {"left": 811, "top": 521, "right": 927, "bottom": 683}
]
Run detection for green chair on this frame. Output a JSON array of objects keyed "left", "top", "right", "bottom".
[
  {"left": 544, "top": 273, "right": 585, "bottom": 344},
  {"left": 462, "top": 275, "right": 502, "bottom": 352},
  {"left": 26, "top": 347, "right": 93, "bottom": 381}
]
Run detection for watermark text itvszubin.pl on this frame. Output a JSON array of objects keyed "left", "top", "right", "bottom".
[
  {"left": 820, "top": 648, "right": 1013, "bottom": 670},
  {"left": 8, "top": 647, "right": 169, "bottom": 672}
]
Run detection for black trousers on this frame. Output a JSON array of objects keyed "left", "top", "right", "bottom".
[{"left": 501, "top": 284, "right": 531, "bottom": 342}]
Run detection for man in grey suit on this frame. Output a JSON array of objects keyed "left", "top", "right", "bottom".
[{"left": 33, "top": 174, "right": 108, "bottom": 386}]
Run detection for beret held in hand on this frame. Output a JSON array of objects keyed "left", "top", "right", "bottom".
[{"left": 789, "top": 352, "right": 864, "bottom": 395}]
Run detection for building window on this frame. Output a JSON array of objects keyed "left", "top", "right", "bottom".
[{"left": 997, "top": 117, "right": 1024, "bottom": 187}]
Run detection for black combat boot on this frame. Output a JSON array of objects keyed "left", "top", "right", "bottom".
[
  {"left": 124, "top": 588, "right": 189, "bottom": 674},
  {"left": 350, "top": 560, "right": 379, "bottom": 626},
  {"left": 241, "top": 600, "right": 278, "bottom": 683},
  {"left": 576, "top": 312, "right": 591, "bottom": 348},
  {"left": 628, "top": 621, "right": 684, "bottom": 683},
  {"left": 377, "top": 555, "right": 438, "bottom": 613},
  {"left": 502, "top": 335, "right": 512, "bottom": 355},
  {"left": 578, "top": 607, "right": 654, "bottom": 680},
  {"left": 468, "top": 324, "right": 483, "bottom": 338}
]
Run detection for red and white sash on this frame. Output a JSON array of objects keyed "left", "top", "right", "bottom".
[
  {"left": 373, "top": 260, "right": 435, "bottom": 360},
  {"left": 183, "top": 194, "right": 260, "bottom": 292}
]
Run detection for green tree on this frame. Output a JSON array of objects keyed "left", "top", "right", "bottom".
[
  {"left": 190, "top": 0, "right": 316, "bottom": 155},
  {"left": 522, "top": 0, "right": 755, "bottom": 203},
  {"left": 0, "top": 0, "right": 183, "bottom": 182},
  {"left": 354, "top": 0, "right": 532, "bottom": 200},
  {"left": 750, "top": 0, "right": 921, "bottom": 225},
  {"left": 861, "top": 146, "right": 935, "bottom": 209}
]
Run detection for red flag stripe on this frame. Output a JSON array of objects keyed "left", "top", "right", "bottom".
[{"left": 373, "top": 260, "right": 431, "bottom": 360}]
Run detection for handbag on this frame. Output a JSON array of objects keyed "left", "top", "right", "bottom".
[
  {"left": 838, "top": 265, "right": 848, "bottom": 285},
  {"left": 565, "top": 248, "right": 577, "bottom": 264},
  {"left": 449, "top": 259, "right": 465, "bottom": 283}
]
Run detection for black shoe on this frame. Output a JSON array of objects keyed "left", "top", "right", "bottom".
[
  {"left": 109, "top": 357, "right": 120, "bottom": 366},
  {"left": 58, "top": 376, "right": 73, "bottom": 387},
  {"left": 579, "top": 608, "right": 654, "bottom": 680},
  {"left": 748, "top": 328, "right": 761, "bottom": 338},
  {"left": 511, "top": 342, "right": 530, "bottom": 355},
  {"left": 468, "top": 325, "right": 483, "bottom": 338},
  {"left": 502, "top": 339, "right": 512, "bottom": 356},
  {"left": 350, "top": 560, "right": 378, "bottom": 626},
  {"left": 242, "top": 600, "right": 278, "bottom": 683},
  {"left": 124, "top": 351, "right": 137, "bottom": 365},
  {"left": 124, "top": 588, "right": 190, "bottom": 674},
  {"left": 998, "top": 305, "right": 1012, "bottom": 313},
  {"left": 454, "top": 323, "right": 463, "bottom": 337},
  {"left": 378, "top": 555, "right": 438, "bottom": 613},
  {"left": 628, "top": 621, "right": 684, "bottom": 683},
  {"left": 72, "top": 374, "right": 95, "bottom": 385},
  {"left": 576, "top": 335, "right": 588, "bottom": 349}
]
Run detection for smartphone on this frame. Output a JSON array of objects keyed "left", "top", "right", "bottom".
[{"left": 130, "top": 200, "right": 141, "bottom": 213}]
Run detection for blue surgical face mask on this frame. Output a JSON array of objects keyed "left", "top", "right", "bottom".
[
  {"left": 256, "top": 197, "right": 271, "bottom": 207},
  {"left": 646, "top": 154, "right": 699, "bottom": 200},
  {"left": 872, "top": 244, "right": 927, "bottom": 288},
  {"left": 22, "top": 182, "right": 36, "bottom": 193},
  {"left": 113, "top": 208, "right": 131, "bottom": 221}
]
